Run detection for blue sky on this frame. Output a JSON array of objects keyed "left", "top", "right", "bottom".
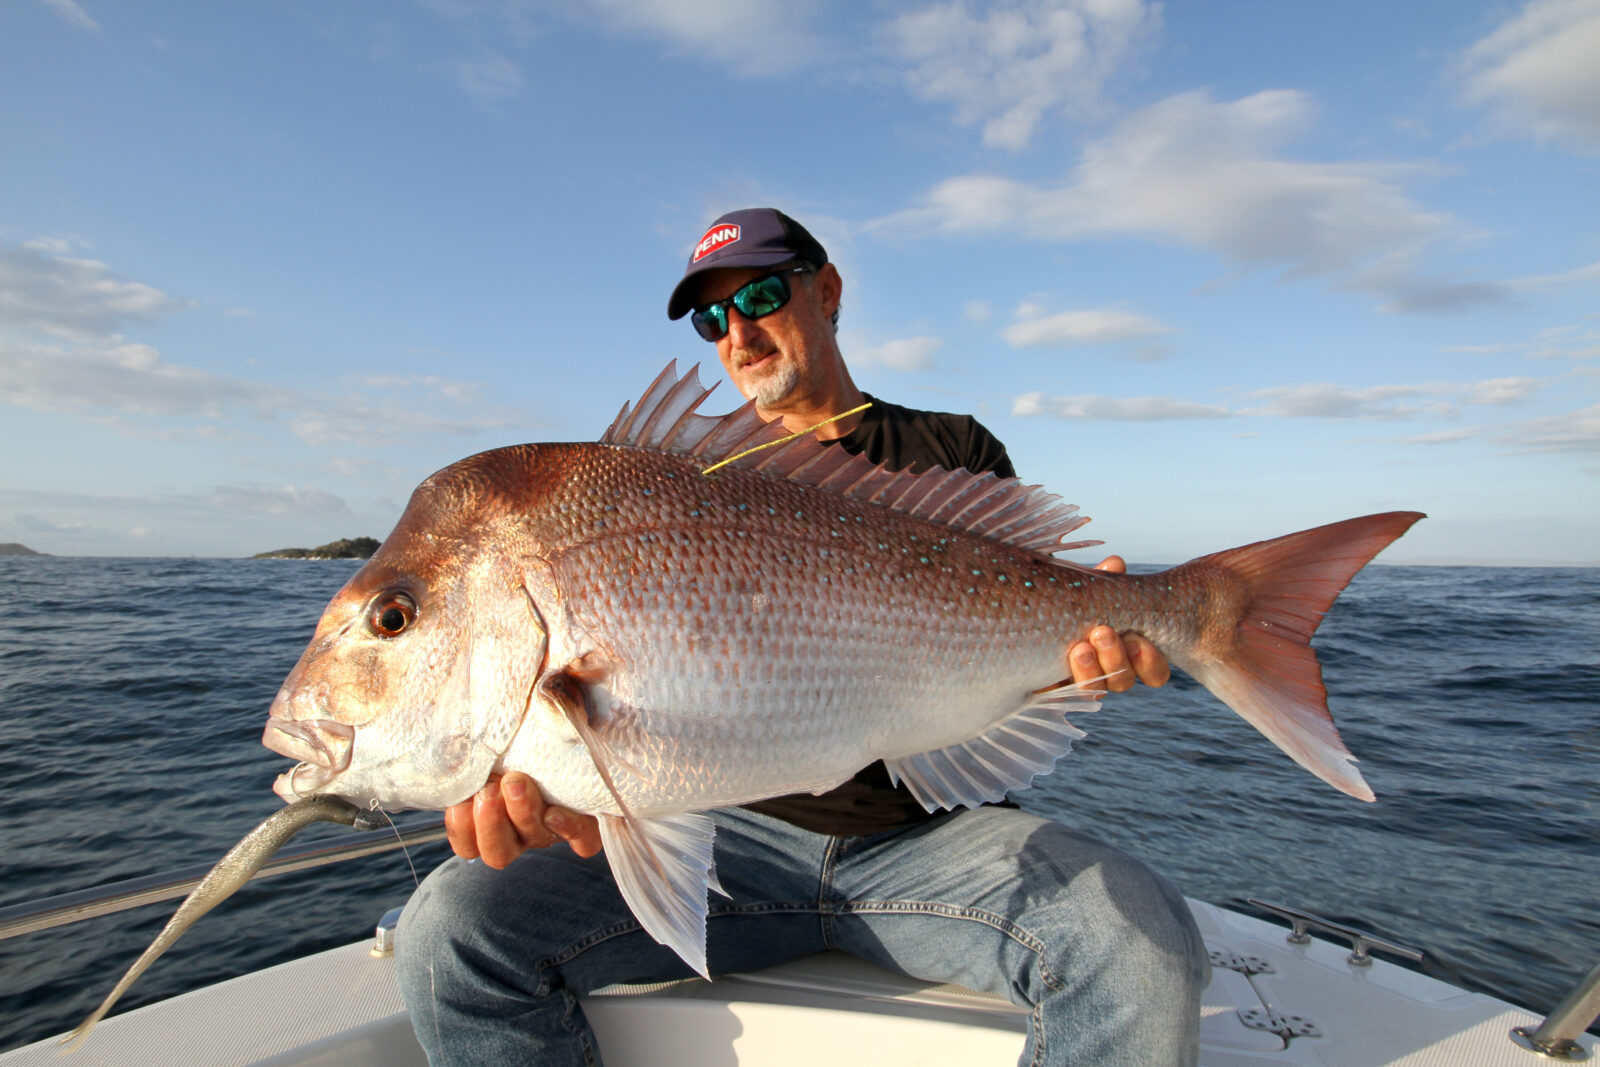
[{"left": 2, "top": 0, "right": 1596, "bottom": 564}]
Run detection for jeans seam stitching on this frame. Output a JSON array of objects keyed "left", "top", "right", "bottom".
[
  {"left": 835, "top": 900, "right": 1065, "bottom": 990},
  {"left": 817, "top": 834, "right": 843, "bottom": 948}
]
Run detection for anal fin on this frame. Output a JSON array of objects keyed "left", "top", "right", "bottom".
[
  {"left": 885, "top": 682, "right": 1104, "bottom": 812},
  {"left": 597, "top": 812, "right": 720, "bottom": 979}
]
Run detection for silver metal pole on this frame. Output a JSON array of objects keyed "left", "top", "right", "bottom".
[{"left": 1511, "top": 960, "right": 1600, "bottom": 1061}]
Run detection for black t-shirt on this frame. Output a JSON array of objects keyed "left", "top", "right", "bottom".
[{"left": 741, "top": 394, "right": 1018, "bottom": 836}]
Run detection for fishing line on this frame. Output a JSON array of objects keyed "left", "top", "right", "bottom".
[
  {"left": 368, "top": 799, "right": 423, "bottom": 891},
  {"left": 700, "top": 401, "right": 871, "bottom": 476}
]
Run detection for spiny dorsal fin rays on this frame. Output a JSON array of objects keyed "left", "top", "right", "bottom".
[
  {"left": 601, "top": 361, "right": 1102, "bottom": 559},
  {"left": 638, "top": 365, "right": 720, "bottom": 450}
]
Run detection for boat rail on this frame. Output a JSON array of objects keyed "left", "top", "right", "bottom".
[{"left": 0, "top": 817, "right": 447, "bottom": 942}]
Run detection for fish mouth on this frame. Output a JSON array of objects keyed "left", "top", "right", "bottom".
[{"left": 263, "top": 716, "right": 355, "bottom": 801}]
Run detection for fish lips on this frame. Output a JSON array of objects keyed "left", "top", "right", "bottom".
[{"left": 263, "top": 715, "right": 356, "bottom": 801}]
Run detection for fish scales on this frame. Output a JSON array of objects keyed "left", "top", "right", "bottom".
[
  {"left": 518, "top": 443, "right": 1104, "bottom": 815},
  {"left": 260, "top": 361, "right": 1423, "bottom": 978}
]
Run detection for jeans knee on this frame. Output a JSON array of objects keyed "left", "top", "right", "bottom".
[
  {"left": 394, "top": 878, "right": 448, "bottom": 1003},
  {"left": 1081, "top": 850, "right": 1207, "bottom": 994},
  {"left": 393, "top": 859, "right": 502, "bottom": 1006}
]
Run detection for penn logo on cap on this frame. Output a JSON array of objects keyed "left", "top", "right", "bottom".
[{"left": 693, "top": 223, "right": 741, "bottom": 262}]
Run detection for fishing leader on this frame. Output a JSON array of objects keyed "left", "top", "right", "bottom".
[{"left": 396, "top": 208, "right": 1209, "bottom": 1065}]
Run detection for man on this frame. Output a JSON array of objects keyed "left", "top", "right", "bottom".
[{"left": 396, "top": 208, "right": 1208, "bottom": 1065}]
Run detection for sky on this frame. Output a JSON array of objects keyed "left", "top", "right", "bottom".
[{"left": 1, "top": 0, "right": 1596, "bottom": 565}]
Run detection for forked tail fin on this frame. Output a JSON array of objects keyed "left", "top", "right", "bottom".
[{"left": 1175, "top": 511, "right": 1424, "bottom": 802}]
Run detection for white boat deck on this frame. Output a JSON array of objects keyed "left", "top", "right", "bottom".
[{"left": 3, "top": 900, "right": 1587, "bottom": 1066}]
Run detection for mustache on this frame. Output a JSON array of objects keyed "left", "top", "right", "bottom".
[{"left": 731, "top": 347, "right": 776, "bottom": 369}]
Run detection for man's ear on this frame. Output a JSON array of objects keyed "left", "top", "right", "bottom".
[{"left": 814, "top": 262, "right": 842, "bottom": 316}]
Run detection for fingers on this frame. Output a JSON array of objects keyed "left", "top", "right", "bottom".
[
  {"left": 444, "top": 773, "right": 605, "bottom": 867},
  {"left": 1068, "top": 625, "right": 1170, "bottom": 693},
  {"left": 444, "top": 796, "right": 481, "bottom": 860},
  {"left": 502, "top": 772, "right": 603, "bottom": 857},
  {"left": 1093, "top": 555, "right": 1128, "bottom": 575},
  {"left": 500, "top": 773, "right": 556, "bottom": 851},
  {"left": 1076, "top": 625, "right": 1133, "bottom": 692},
  {"left": 471, "top": 778, "right": 529, "bottom": 869},
  {"left": 545, "top": 806, "right": 605, "bottom": 859},
  {"left": 1124, "top": 632, "right": 1171, "bottom": 688}
]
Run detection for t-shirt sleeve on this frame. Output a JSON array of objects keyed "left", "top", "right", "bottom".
[{"left": 955, "top": 416, "right": 1016, "bottom": 479}]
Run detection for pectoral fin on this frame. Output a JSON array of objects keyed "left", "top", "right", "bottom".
[
  {"left": 884, "top": 681, "right": 1104, "bottom": 812},
  {"left": 597, "top": 812, "right": 720, "bottom": 979}
]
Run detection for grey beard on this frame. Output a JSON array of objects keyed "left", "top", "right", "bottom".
[{"left": 745, "top": 362, "right": 800, "bottom": 408}]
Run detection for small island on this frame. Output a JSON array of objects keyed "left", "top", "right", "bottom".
[
  {"left": 0, "top": 543, "right": 45, "bottom": 556},
  {"left": 252, "top": 537, "right": 380, "bottom": 560}
]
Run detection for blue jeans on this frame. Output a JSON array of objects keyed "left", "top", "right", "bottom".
[{"left": 396, "top": 805, "right": 1207, "bottom": 1066}]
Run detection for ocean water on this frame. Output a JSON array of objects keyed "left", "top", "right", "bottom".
[{"left": 0, "top": 555, "right": 1596, "bottom": 1053}]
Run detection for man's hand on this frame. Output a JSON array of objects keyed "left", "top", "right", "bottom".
[
  {"left": 1066, "top": 556, "right": 1171, "bottom": 693},
  {"left": 444, "top": 772, "right": 603, "bottom": 868}
]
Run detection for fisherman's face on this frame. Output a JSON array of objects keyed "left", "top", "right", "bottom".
[{"left": 692, "top": 263, "right": 841, "bottom": 413}]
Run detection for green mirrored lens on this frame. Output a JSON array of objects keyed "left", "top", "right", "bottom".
[
  {"left": 734, "top": 274, "right": 790, "bottom": 318},
  {"left": 699, "top": 304, "right": 728, "bottom": 337}
]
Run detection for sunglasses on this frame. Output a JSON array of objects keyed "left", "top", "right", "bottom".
[{"left": 690, "top": 266, "right": 811, "bottom": 342}]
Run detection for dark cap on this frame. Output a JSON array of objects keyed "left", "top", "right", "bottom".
[{"left": 667, "top": 208, "right": 829, "bottom": 320}]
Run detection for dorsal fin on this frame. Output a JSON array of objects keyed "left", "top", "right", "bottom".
[{"left": 602, "top": 361, "right": 1101, "bottom": 558}]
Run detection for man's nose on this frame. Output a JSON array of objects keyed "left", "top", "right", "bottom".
[{"left": 725, "top": 306, "right": 765, "bottom": 348}]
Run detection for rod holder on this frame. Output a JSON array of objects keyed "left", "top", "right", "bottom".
[{"left": 1509, "top": 960, "right": 1600, "bottom": 1061}]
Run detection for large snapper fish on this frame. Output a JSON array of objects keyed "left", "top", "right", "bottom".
[{"left": 262, "top": 362, "right": 1421, "bottom": 977}]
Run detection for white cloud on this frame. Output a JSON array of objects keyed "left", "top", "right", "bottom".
[
  {"left": 889, "top": 0, "right": 1158, "bottom": 150},
  {"left": 883, "top": 91, "right": 1470, "bottom": 309},
  {"left": 1003, "top": 308, "right": 1171, "bottom": 348},
  {"left": 42, "top": 0, "right": 98, "bottom": 31},
  {"left": 1351, "top": 251, "right": 1510, "bottom": 313},
  {"left": 0, "top": 331, "right": 517, "bottom": 447},
  {"left": 21, "top": 235, "right": 88, "bottom": 254},
  {"left": 208, "top": 485, "right": 350, "bottom": 517},
  {"left": 422, "top": 0, "right": 826, "bottom": 97},
  {"left": 0, "top": 338, "right": 271, "bottom": 416},
  {"left": 459, "top": 50, "right": 524, "bottom": 100},
  {"left": 0, "top": 239, "right": 527, "bottom": 444},
  {"left": 1461, "top": 377, "right": 1546, "bottom": 404},
  {"left": 1014, "top": 377, "right": 1550, "bottom": 422},
  {"left": 349, "top": 373, "right": 484, "bottom": 401},
  {"left": 1507, "top": 259, "right": 1600, "bottom": 290},
  {"left": 0, "top": 244, "right": 184, "bottom": 341},
  {"left": 1442, "top": 343, "right": 1515, "bottom": 355},
  {"left": 849, "top": 335, "right": 942, "bottom": 371},
  {"left": 1243, "top": 379, "right": 1544, "bottom": 420},
  {"left": 1403, "top": 428, "right": 1478, "bottom": 445},
  {"left": 1494, "top": 404, "right": 1600, "bottom": 453},
  {"left": 1462, "top": 0, "right": 1600, "bottom": 151},
  {"left": 1012, "top": 392, "right": 1231, "bottom": 420},
  {"left": 1445, "top": 323, "right": 1600, "bottom": 362},
  {"left": 587, "top": 0, "right": 825, "bottom": 75}
]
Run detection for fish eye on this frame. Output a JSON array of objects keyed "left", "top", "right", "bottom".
[{"left": 367, "top": 592, "right": 417, "bottom": 638}]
